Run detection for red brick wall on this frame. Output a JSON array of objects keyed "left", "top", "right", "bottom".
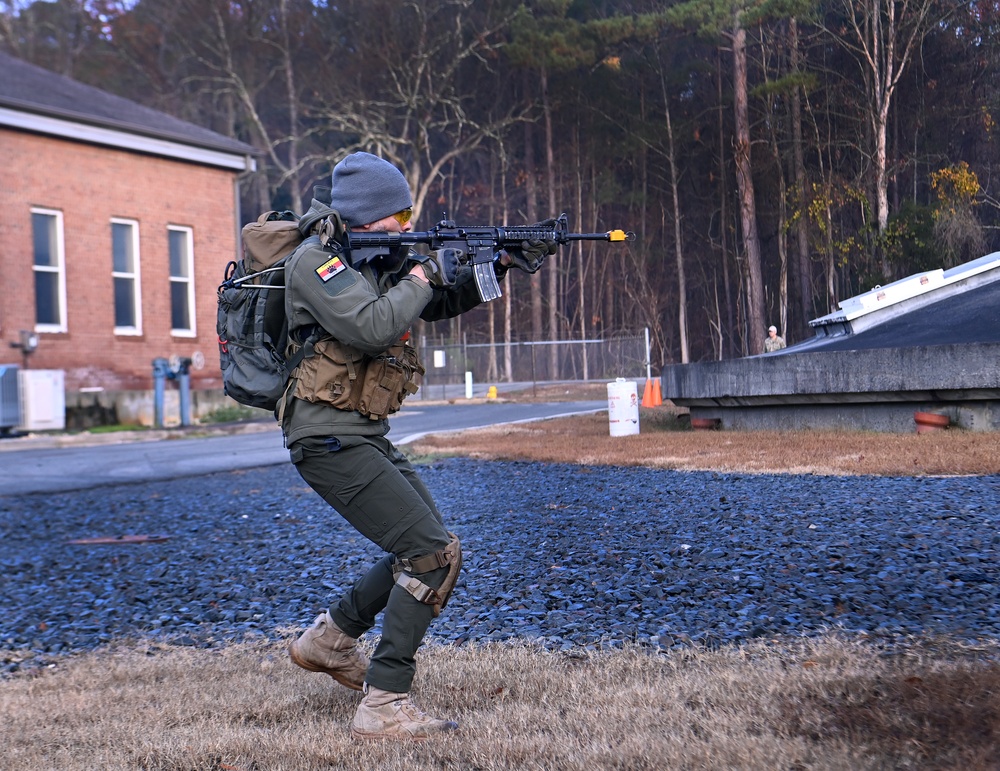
[{"left": 0, "top": 127, "right": 240, "bottom": 390}]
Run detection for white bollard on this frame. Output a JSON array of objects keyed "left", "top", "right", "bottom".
[
  {"left": 607, "top": 378, "right": 640, "bottom": 436},
  {"left": 465, "top": 371, "right": 474, "bottom": 399}
]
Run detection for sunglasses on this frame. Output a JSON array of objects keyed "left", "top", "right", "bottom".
[{"left": 392, "top": 208, "right": 413, "bottom": 226}]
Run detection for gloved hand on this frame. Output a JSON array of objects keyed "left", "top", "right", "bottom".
[
  {"left": 412, "top": 248, "right": 462, "bottom": 288},
  {"left": 502, "top": 219, "right": 556, "bottom": 273},
  {"left": 504, "top": 235, "right": 557, "bottom": 274}
]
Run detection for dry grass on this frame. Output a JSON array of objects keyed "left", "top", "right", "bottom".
[
  {"left": 408, "top": 406, "right": 1000, "bottom": 476},
  {"left": 3, "top": 635, "right": 1000, "bottom": 770},
  {"left": 4, "top": 388, "right": 1000, "bottom": 768}
]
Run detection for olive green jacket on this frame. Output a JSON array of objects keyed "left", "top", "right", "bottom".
[{"left": 281, "top": 198, "right": 493, "bottom": 446}]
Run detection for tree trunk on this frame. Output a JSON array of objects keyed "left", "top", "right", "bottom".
[
  {"left": 541, "top": 66, "right": 559, "bottom": 379},
  {"left": 499, "top": 139, "right": 513, "bottom": 382},
  {"left": 790, "top": 17, "right": 813, "bottom": 337},
  {"left": 762, "top": 33, "right": 789, "bottom": 344},
  {"left": 486, "top": 153, "right": 500, "bottom": 383},
  {"left": 662, "top": 81, "right": 688, "bottom": 363},
  {"left": 717, "top": 48, "right": 734, "bottom": 359},
  {"left": 874, "top": 100, "right": 891, "bottom": 276},
  {"left": 574, "top": 129, "right": 588, "bottom": 378},
  {"left": 522, "top": 72, "right": 543, "bottom": 347},
  {"left": 589, "top": 162, "right": 603, "bottom": 340},
  {"left": 278, "top": 0, "right": 302, "bottom": 213},
  {"left": 824, "top": 195, "right": 836, "bottom": 311},
  {"left": 732, "top": 25, "right": 766, "bottom": 356}
]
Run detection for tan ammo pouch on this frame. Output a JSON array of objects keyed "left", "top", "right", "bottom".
[
  {"left": 292, "top": 338, "right": 364, "bottom": 412},
  {"left": 356, "top": 342, "right": 425, "bottom": 420},
  {"left": 292, "top": 338, "right": 424, "bottom": 420}
]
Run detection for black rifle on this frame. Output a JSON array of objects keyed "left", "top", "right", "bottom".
[{"left": 340, "top": 213, "right": 634, "bottom": 302}]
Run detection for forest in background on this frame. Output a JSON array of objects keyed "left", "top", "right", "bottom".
[{"left": 2, "top": 0, "right": 999, "bottom": 372}]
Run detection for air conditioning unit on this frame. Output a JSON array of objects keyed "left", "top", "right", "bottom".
[
  {"left": 18, "top": 369, "right": 66, "bottom": 431},
  {"left": 0, "top": 364, "right": 20, "bottom": 434}
]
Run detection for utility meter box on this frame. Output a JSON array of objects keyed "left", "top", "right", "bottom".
[{"left": 18, "top": 369, "right": 66, "bottom": 431}]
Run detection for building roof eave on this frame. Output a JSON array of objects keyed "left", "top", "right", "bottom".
[{"left": 0, "top": 105, "right": 257, "bottom": 172}]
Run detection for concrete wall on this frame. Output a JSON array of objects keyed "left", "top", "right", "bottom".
[
  {"left": 64, "top": 388, "right": 266, "bottom": 429},
  {"left": 661, "top": 343, "right": 1000, "bottom": 432}
]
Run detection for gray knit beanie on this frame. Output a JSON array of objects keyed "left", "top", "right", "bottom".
[{"left": 328, "top": 152, "right": 413, "bottom": 227}]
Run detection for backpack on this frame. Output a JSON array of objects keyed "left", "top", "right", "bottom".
[{"left": 216, "top": 210, "right": 305, "bottom": 411}]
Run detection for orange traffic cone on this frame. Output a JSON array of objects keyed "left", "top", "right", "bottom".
[
  {"left": 642, "top": 377, "right": 663, "bottom": 407},
  {"left": 641, "top": 378, "right": 657, "bottom": 408}
]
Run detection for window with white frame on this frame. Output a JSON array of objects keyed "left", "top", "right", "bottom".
[
  {"left": 168, "top": 225, "right": 195, "bottom": 335},
  {"left": 111, "top": 219, "right": 142, "bottom": 334},
  {"left": 31, "top": 208, "right": 67, "bottom": 332}
]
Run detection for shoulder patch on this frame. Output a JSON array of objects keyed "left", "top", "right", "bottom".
[{"left": 316, "top": 255, "right": 347, "bottom": 282}]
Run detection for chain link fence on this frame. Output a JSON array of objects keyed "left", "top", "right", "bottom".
[{"left": 418, "top": 333, "right": 648, "bottom": 391}]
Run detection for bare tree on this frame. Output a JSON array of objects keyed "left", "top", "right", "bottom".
[
  {"left": 309, "top": 0, "right": 525, "bottom": 222},
  {"left": 824, "top": 0, "right": 948, "bottom": 279},
  {"left": 666, "top": 0, "right": 807, "bottom": 356},
  {"left": 758, "top": 23, "right": 792, "bottom": 343},
  {"left": 789, "top": 16, "right": 814, "bottom": 336},
  {"left": 732, "top": 22, "right": 768, "bottom": 356},
  {"left": 659, "top": 61, "right": 690, "bottom": 363},
  {"left": 112, "top": 0, "right": 319, "bottom": 211},
  {"left": 0, "top": 0, "right": 122, "bottom": 77},
  {"left": 522, "top": 94, "right": 544, "bottom": 345}
]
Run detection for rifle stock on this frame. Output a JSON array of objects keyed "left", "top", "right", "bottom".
[{"left": 341, "top": 213, "right": 635, "bottom": 302}]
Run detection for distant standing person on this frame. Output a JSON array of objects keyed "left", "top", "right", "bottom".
[{"left": 764, "top": 325, "right": 786, "bottom": 353}]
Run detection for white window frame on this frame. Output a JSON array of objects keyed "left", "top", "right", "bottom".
[
  {"left": 30, "top": 207, "right": 68, "bottom": 333},
  {"left": 167, "top": 225, "right": 196, "bottom": 337},
  {"left": 111, "top": 218, "right": 143, "bottom": 335}
]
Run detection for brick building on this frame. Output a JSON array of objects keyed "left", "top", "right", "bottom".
[{"left": 0, "top": 51, "right": 257, "bottom": 426}]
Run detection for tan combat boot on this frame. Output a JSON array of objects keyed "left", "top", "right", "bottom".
[
  {"left": 351, "top": 684, "right": 459, "bottom": 741},
  {"left": 288, "top": 611, "right": 368, "bottom": 691}
]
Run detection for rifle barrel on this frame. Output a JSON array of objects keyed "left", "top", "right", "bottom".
[
  {"left": 562, "top": 230, "right": 635, "bottom": 242},
  {"left": 344, "top": 232, "right": 420, "bottom": 247}
]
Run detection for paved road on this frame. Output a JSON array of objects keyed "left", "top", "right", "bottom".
[{"left": 0, "top": 401, "right": 604, "bottom": 496}]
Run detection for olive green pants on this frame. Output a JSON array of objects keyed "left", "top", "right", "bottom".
[{"left": 290, "top": 434, "right": 451, "bottom": 693}]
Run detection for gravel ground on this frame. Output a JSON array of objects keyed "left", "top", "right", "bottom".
[{"left": 2, "top": 459, "right": 999, "bottom": 673}]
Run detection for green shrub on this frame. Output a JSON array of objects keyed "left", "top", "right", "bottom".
[
  {"left": 86, "top": 424, "right": 147, "bottom": 434},
  {"left": 200, "top": 404, "right": 267, "bottom": 424}
]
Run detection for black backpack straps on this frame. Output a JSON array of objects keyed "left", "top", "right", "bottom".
[
  {"left": 286, "top": 326, "right": 320, "bottom": 372},
  {"left": 280, "top": 328, "right": 316, "bottom": 420},
  {"left": 286, "top": 341, "right": 309, "bottom": 372}
]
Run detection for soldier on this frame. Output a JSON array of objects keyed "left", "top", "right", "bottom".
[
  {"left": 282, "top": 152, "right": 554, "bottom": 740},
  {"left": 764, "top": 325, "right": 786, "bottom": 353}
]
